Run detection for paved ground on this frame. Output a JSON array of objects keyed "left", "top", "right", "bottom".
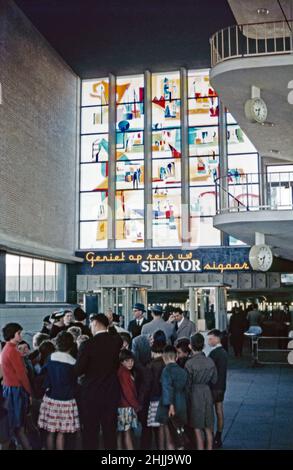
[{"left": 222, "top": 355, "right": 293, "bottom": 450}]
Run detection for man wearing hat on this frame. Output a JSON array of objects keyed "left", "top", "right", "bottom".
[
  {"left": 128, "top": 303, "right": 149, "bottom": 338},
  {"left": 75, "top": 313, "right": 122, "bottom": 450},
  {"left": 49, "top": 310, "right": 66, "bottom": 338},
  {"left": 141, "top": 305, "right": 175, "bottom": 343}
]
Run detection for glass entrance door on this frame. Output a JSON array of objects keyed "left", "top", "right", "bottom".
[{"left": 188, "top": 285, "right": 228, "bottom": 331}]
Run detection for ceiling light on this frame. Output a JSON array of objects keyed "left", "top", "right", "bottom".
[
  {"left": 270, "top": 149, "right": 280, "bottom": 154},
  {"left": 257, "top": 8, "right": 270, "bottom": 15}
]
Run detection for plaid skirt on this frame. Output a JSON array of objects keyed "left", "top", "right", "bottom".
[
  {"left": 38, "top": 395, "right": 80, "bottom": 434},
  {"left": 147, "top": 401, "right": 161, "bottom": 428},
  {"left": 117, "top": 407, "right": 138, "bottom": 432}
]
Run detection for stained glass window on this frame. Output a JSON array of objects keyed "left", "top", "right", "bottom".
[
  {"left": 80, "top": 78, "right": 110, "bottom": 249},
  {"left": 115, "top": 75, "right": 145, "bottom": 248}
]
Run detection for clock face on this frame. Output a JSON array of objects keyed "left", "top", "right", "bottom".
[
  {"left": 249, "top": 244, "right": 273, "bottom": 272},
  {"left": 252, "top": 98, "right": 267, "bottom": 123},
  {"left": 245, "top": 98, "right": 268, "bottom": 123}
]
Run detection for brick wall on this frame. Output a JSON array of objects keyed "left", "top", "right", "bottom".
[{"left": 0, "top": 0, "right": 79, "bottom": 260}]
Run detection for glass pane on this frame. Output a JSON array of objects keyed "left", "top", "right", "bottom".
[
  {"left": 116, "top": 75, "right": 144, "bottom": 104},
  {"left": 189, "top": 156, "right": 219, "bottom": 186},
  {"left": 81, "top": 134, "right": 109, "bottom": 163},
  {"left": 227, "top": 125, "right": 257, "bottom": 154},
  {"left": 116, "top": 190, "right": 144, "bottom": 220},
  {"left": 80, "top": 192, "right": 108, "bottom": 221},
  {"left": 152, "top": 218, "right": 182, "bottom": 247},
  {"left": 81, "top": 106, "right": 109, "bottom": 134},
  {"left": 190, "top": 217, "right": 221, "bottom": 246},
  {"left": 116, "top": 104, "right": 144, "bottom": 131},
  {"left": 33, "top": 259, "right": 44, "bottom": 302},
  {"left": 152, "top": 72, "right": 180, "bottom": 100},
  {"left": 115, "top": 219, "right": 144, "bottom": 247},
  {"left": 116, "top": 161, "right": 144, "bottom": 190},
  {"left": 228, "top": 153, "right": 258, "bottom": 176},
  {"left": 153, "top": 187, "right": 181, "bottom": 218},
  {"left": 56, "top": 264, "right": 66, "bottom": 302},
  {"left": 188, "top": 70, "right": 217, "bottom": 98},
  {"left": 20, "top": 257, "right": 32, "bottom": 302},
  {"left": 152, "top": 159, "right": 181, "bottom": 188},
  {"left": 189, "top": 126, "right": 219, "bottom": 156},
  {"left": 152, "top": 99, "right": 181, "bottom": 129},
  {"left": 45, "top": 261, "right": 56, "bottom": 302},
  {"left": 152, "top": 129, "right": 181, "bottom": 158},
  {"left": 80, "top": 221, "right": 108, "bottom": 249},
  {"left": 82, "top": 78, "right": 109, "bottom": 106},
  {"left": 6, "top": 254, "right": 19, "bottom": 302},
  {"left": 188, "top": 97, "right": 218, "bottom": 126},
  {"left": 116, "top": 130, "right": 144, "bottom": 160},
  {"left": 190, "top": 187, "right": 216, "bottom": 216},
  {"left": 80, "top": 163, "right": 108, "bottom": 191}
]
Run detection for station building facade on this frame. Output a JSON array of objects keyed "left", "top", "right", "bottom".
[{"left": 0, "top": 0, "right": 292, "bottom": 334}]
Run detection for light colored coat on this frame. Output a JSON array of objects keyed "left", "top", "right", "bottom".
[
  {"left": 141, "top": 317, "right": 174, "bottom": 343},
  {"left": 175, "top": 318, "right": 196, "bottom": 342}
]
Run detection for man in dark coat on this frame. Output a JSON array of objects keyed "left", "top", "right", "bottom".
[
  {"left": 74, "top": 314, "right": 122, "bottom": 450},
  {"left": 207, "top": 329, "right": 228, "bottom": 449},
  {"left": 128, "top": 303, "right": 149, "bottom": 339}
]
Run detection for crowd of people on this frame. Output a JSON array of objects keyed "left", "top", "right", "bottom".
[{"left": 0, "top": 303, "right": 228, "bottom": 451}]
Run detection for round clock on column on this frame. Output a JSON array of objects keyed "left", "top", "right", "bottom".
[
  {"left": 249, "top": 244, "right": 273, "bottom": 272},
  {"left": 244, "top": 97, "right": 268, "bottom": 124}
]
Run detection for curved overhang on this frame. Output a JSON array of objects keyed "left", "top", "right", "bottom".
[
  {"left": 210, "top": 54, "right": 293, "bottom": 161},
  {"left": 214, "top": 209, "right": 293, "bottom": 260}
]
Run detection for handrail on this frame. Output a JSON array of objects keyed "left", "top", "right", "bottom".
[
  {"left": 210, "top": 20, "right": 293, "bottom": 67},
  {"left": 215, "top": 171, "right": 293, "bottom": 214}
]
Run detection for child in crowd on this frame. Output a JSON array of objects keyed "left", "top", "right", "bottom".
[
  {"left": 176, "top": 339, "right": 191, "bottom": 368},
  {"left": 156, "top": 345, "right": 188, "bottom": 450},
  {"left": 67, "top": 326, "right": 82, "bottom": 359},
  {"left": 1, "top": 323, "right": 32, "bottom": 450},
  {"left": 76, "top": 335, "right": 89, "bottom": 350},
  {"left": 38, "top": 331, "right": 80, "bottom": 450},
  {"left": 117, "top": 349, "right": 140, "bottom": 450},
  {"left": 0, "top": 342, "right": 10, "bottom": 450},
  {"left": 120, "top": 332, "right": 132, "bottom": 350},
  {"left": 185, "top": 333, "right": 218, "bottom": 450},
  {"left": 146, "top": 330, "right": 166, "bottom": 449}
]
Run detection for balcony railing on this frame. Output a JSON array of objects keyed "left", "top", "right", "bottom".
[
  {"left": 215, "top": 171, "right": 293, "bottom": 214},
  {"left": 210, "top": 20, "right": 293, "bottom": 67}
]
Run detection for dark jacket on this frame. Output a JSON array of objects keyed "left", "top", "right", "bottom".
[
  {"left": 128, "top": 318, "right": 149, "bottom": 339},
  {"left": 156, "top": 362, "right": 188, "bottom": 425},
  {"left": 74, "top": 331, "right": 122, "bottom": 408},
  {"left": 147, "top": 356, "right": 165, "bottom": 401},
  {"left": 209, "top": 346, "right": 228, "bottom": 392},
  {"left": 42, "top": 352, "right": 77, "bottom": 401}
]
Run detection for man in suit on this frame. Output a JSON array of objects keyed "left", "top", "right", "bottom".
[
  {"left": 207, "top": 329, "right": 228, "bottom": 449},
  {"left": 172, "top": 307, "right": 196, "bottom": 342},
  {"left": 74, "top": 313, "right": 122, "bottom": 450},
  {"left": 128, "top": 303, "right": 148, "bottom": 338},
  {"left": 141, "top": 305, "right": 174, "bottom": 343}
]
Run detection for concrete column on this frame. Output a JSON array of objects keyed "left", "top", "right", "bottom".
[
  {"left": 108, "top": 73, "right": 116, "bottom": 249},
  {"left": 218, "top": 100, "right": 228, "bottom": 209},
  {"left": 189, "top": 287, "right": 196, "bottom": 325},
  {"left": 144, "top": 70, "right": 153, "bottom": 248},
  {"left": 0, "top": 251, "right": 6, "bottom": 304},
  {"left": 180, "top": 67, "right": 190, "bottom": 247},
  {"left": 218, "top": 100, "right": 229, "bottom": 245}
]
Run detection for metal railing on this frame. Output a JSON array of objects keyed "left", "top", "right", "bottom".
[
  {"left": 215, "top": 171, "right": 293, "bottom": 214},
  {"left": 256, "top": 336, "right": 293, "bottom": 365},
  {"left": 210, "top": 20, "right": 293, "bottom": 67}
]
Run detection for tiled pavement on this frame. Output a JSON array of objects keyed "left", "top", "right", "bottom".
[{"left": 221, "top": 355, "right": 293, "bottom": 450}]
